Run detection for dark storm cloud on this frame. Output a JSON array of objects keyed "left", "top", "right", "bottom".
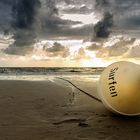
[
  {"left": 120, "top": 16, "right": 140, "bottom": 29},
  {"left": 39, "top": 0, "right": 83, "bottom": 35},
  {"left": 10, "top": 0, "right": 41, "bottom": 49},
  {"left": 95, "top": 0, "right": 140, "bottom": 12},
  {"left": 95, "top": 0, "right": 110, "bottom": 9},
  {"left": 12, "top": 0, "right": 41, "bottom": 29},
  {"left": 0, "top": 0, "right": 13, "bottom": 4},
  {"left": 1, "top": 0, "right": 140, "bottom": 34},
  {"left": 92, "top": 0, "right": 113, "bottom": 39},
  {"left": 93, "top": 12, "right": 113, "bottom": 38},
  {"left": 1, "top": 0, "right": 80, "bottom": 55},
  {"left": 0, "top": 1, "right": 12, "bottom": 33},
  {"left": 107, "top": 1, "right": 140, "bottom": 27},
  {"left": 1, "top": 0, "right": 140, "bottom": 57},
  {"left": 93, "top": 0, "right": 140, "bottom": 38}
]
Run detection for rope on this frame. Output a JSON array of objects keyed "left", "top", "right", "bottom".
[{"left": 57, "top": 77, "right": 102, "bottom": 103}]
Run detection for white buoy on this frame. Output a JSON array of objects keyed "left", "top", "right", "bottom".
[{"left": 98, "top": 61, "right": 140, "bottom": 116}]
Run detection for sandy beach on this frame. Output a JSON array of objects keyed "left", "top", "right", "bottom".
[{"left": 0, "top": 76, "right": 139, "bottom": 140}]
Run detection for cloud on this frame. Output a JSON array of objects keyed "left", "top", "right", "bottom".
[
  {"left": 119, "top": 15, "right": 140, "bottom": 29},
  {"left": 95, "top": 0, "right": 110, "bottom": 11},
  {"left": 86, "top": 43, "right": 102, "bottom": 51},
  {"left": 74, "top": 47, "right": 86, "bottom": 59},
  {"left": 87, "top": 35, "right": 139, "bottom": 58},
  {"left": 44, "top": 42, "right": 70, "bottom": 57},
  {"left": 3, "top": 44, "right": 34, "bottom": 56},
  {"left": 58, "top": 2, "right": 92, "bottom": 14},
  {"left": 1, "top": 0, "right": 80, "bottom": 56},
  {"left": 95, "top": 36, "right": 138, "bottom": 57},
  {"left": 71, "top": 47, "right": 91, "bottom": 60},
  {"left": 124, "top": 40, "right": 140, "bottom": 58},
  {"left": 12, "top": 0, "right": 41, "bottom": 29},
  {"left": 92, "top": 0, "right": 140, "bottom": 39},
  {"left": 45, "top": 42, "right": 65, "bottom": 52},
  {"left": 0, "top": 1, "right": 12, "bottom": 33},
  {"left": 90, "top": 0, "right": 114, "bottom": 39},
  {"left": 1, "top": 0, "right": 140, "bottom": 59},
  {"left": 127, "top": 46, "right": 140, "bottom": 58},
  {"left": 93, "top": 12, "right": 113, "bottom": 38}
]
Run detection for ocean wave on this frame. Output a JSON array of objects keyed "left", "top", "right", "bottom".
[{"left": 0, "top": 67, "right": 104, "bottom": 75}]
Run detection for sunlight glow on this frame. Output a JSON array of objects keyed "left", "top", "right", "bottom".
[
  {"left": 80, "top": 58, "right": 110, "bottom": 67},
  {"left": 0, "top": 37, "right": 140, "bottom": 67},
  {"left": 31, "top": 55, "right": 42, "bottom": 60}
]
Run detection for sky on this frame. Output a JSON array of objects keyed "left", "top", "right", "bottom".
[{"left": 0, "top": 0, "right": 140, "bottom": 67}]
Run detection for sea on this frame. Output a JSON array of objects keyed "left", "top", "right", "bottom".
[{"left": 0, "top": 67, "right": 104, "bottom": 81}]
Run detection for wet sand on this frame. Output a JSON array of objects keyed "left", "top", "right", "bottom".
[{"left": 0, "top": 77, "right": 139, "bottom": 140}]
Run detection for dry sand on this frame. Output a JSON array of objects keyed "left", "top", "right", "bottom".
[{"left": 0, "top": 77, "right": 139, "bottom": 140}]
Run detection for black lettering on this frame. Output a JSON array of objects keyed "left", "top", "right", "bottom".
[
  {"left": 108, "top": 76, "right": 114, "bottom": 80},
  {"left": 109, "top": 86, "right": 115, "bottom": 91},
  {"left": 111, "top": 91, "right": 117, "bottom": 95},
  {"left": 110, "top": 67, "right": 118, "bottom": 73},
  {"left": 109, "top": 81, "right": 117, "bottom": 85},
  {"left": 108, "top": 67, "right": 119, "bottom": 97},
  {"left": 112, "top": 94, "right": 117, "bottom": 97},
  {"left": 109, "top": 71, "right": 115, "bottom": 76}
]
